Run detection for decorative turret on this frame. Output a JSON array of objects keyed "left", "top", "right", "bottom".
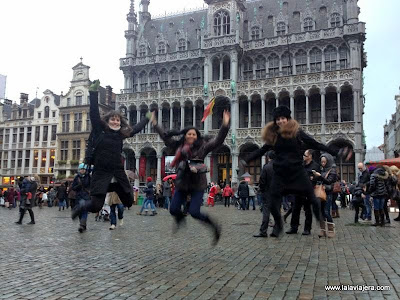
[
  {"left": 125, "top": 0, "right": 138, "bottom": 56},
  {"left": 139, "top": 0, "right": 151, "bottom": 25},
  {"left": 346, "top": 0, "right": 359, "bottom": 24}
]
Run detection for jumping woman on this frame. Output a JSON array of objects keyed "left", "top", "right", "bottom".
[
  {"left": 244, "top": 106, "right": 352, "bottom": 237},
  {"left": 151, "top": 110, "right": 230, "bottom": 246},
  {"left": 72, "top": 80, "right": 155, "bottom": 219}
]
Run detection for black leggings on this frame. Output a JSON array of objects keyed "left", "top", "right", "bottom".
[
  {"left": 87, "top": 182, "right": 133, "bottom": 213},
  {"left": 224, "top": 196, "right": 230, "bottom": 207}
]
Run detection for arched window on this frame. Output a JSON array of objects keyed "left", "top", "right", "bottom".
[
  {"left": 191, "top": 65, "right": 202, "bottom": 85},
  {"left": 158, "top": 42, "right": 166, "bottom": 54},
  {"left": 304, "top": 18, "right": 314, "bottom": 31},
  {"left": 132, "top": 72, "right": 138, "bottom": 92},
  {"left": 310, "top": 48, "right": 322, "bottom": 72},
  {"left": 178, "top": 39, "right": 186, "bottom": 51},
  {"left": 295, "top": 50, "right": 307, "bottom": 74},
  {"left": 330, "top": 13, "right": 341, "bottom": 27},
  {"left": 214, "top": 11, "right": 230, "bottom": 36},
  {"left": 149, "top": 70, "right": 158, "bottom": 91},
  {"left": 160, "top": 69, "right": 168, "bottom": 89},
  {"left": 212, "top": 57, "right": 220, "bottom": 81},
  {"left": 181, "top": 66, "right": 191, "bottom": 87},
  {"left": 277, "top": 22, "right": 286, "bottom": 36},
  {"left": 75, "top": 93, "right": 82, "bottom": 106},
  {"left": 139, "top": 71, "right": 147, "bottom": 91},
  {"left": 170, "top": 68, "right": 179, "bottom": 88},
  {"left": 251, "top": 26, "right": 260, "bottom": 40},
  {"left": 139, "top": 45, "right": 146, "bottom": 57},
  {"left": 44, "top": 106, "right": 50, "bottom": 118},
  {"left": 268, "top": 54, "right": 279, "bottom": 77},
  {"left": 324, "top": 46, "right": 337, "bottom": 71},
  {"left": 281, "top": 52, "right": 292, "bottom": 76},
  {"left": 222, "top": 56, "right": 231, "bottom": 80},
  {"left": 243, "top": 58, "right": 253, "bottom": 80},
  {"left": 339, "top": 46, "right": 348, "bottom": 69},
  {"left": 255, "top": 56, "right": 266, "bottom": 79}
]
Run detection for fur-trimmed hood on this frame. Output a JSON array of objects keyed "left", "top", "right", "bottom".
[
  {"left": 262, "top": 119, "right": 300, "bottom": 145},
  {"left": 373, "top": 167, "right": 389, "bottom": 180}
]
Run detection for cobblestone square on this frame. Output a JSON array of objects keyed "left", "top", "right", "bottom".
[{"left": 0, "top": 205, "right": 399, "bottom": 299}]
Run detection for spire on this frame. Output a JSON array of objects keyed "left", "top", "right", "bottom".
[{"left": 127, "top": 0, "right": 137, "bottom": 24}]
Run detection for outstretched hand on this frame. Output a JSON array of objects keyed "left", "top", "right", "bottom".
[
  {"left": 338, "top": 147, "right": 353, "bottom": 162},
  {"left": 89, "top": 80, "right": 100, "bottom": 92},
  {"left": 222, "top": 110, "right": 230, "bottom": 126},
  {"left": 150, "top": 111, "right": 157, "bottom": 126}
]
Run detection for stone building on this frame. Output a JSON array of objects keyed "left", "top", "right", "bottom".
[
  {"left": 383, "top": 87, "right": 400, "bottom": 159},
  {"left": 117, "top": 0, "right": 367, "bottom": 185},
  {"left": 0, "top": 91, "right": 60, "bottom": 188},
  {"left": 55, "top": 61, "right": 115, "bottom": 179}
]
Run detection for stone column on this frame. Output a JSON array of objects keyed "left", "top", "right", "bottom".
[
  {"left": 261, "top": 155, "right": 266, "bottom": 167},
  {"left": 231, "top": 152, "right": 238, "bottom": 185},
  {"left": 290, "top": 95, "right": 295, "bottom": 115},
  {"left": 157, "top": 154, "right": 162, "bottom": 184},
  {"left": 219, "top": 59, "right": 223, "bottom": 81},
  {"left": 193, "top": 105, "right": 196, "bottom": 127},
  {"left": 135, "top": 157, "right": 140, "bottom": 187},
  {"left": 204, "top": 56, "right": 210, "bottom": 84},
  {"left": 248, "top": 100, "right": 252, "bottom": 128},
  {"left": 205, "top": 155, "right": 211, "bottom": 183},
  {"left": 180, "top": 105, "right": 184, "bottom": 130},
  {"left": 170, "top": 106, "right": 173, "bottom": 130},
  {"left": 305, "top": 95, "right": 310, "bottom": 125},
  {"left": 136, "top": 110, "right": 140, "bottom": 126},
  {"left": 261, "top": 99, "right": 265, "bottom": 127},
  {"left": 337, "top": 91, "right": 341, "bottom": 123},
  {"left": 354, "top": 90, "right": 359, "bottom": 122},
  {"left": 276, "top": 98, "right": 279, "bottom": 108},
  {"left": 321, "top": 92, "right": 326, "bottom": 124},
  {"left": 158, "top": 107, "right": 162, "bottom": 126}
]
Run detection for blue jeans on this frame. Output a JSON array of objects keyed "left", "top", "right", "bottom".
[
  {"left": 164, "top": 196, "right": 170, "bottom": 210},
  {"left": 140, "top": 198, "right": 156, "bottom": 213},
  {"left": 170, "top": 189, "right": 206, "bottom": 221},
  {"left": 364, "top": 194, "right": 372, "bottom": 219},
  {"left": 59, "top": 199, "right": 66, "bottom": 208},
  {"left": 78, "top": 199, "right": 88, "bottom": 221},
  {"left": 324, "top": 194, "right": 334, "bottom": 223},
  {"left": 373, "top": 197, "right": 385, "bottom": 210},
  {"left": 257, "top": 194, "right": 262, "bottom": 207},
  {"left": 248, "top": 196, "right": 256, "bottom": 209},
  {"left": 110, "top": 203, "right": 124, "bottom": 225}
]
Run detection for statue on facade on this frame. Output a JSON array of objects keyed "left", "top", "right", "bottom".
[
  {"left": 204, "top": 83, "right": 209, "bottom": 97},
  {"left": 230, "top": 80, "right": 236, "bottom": 95}
]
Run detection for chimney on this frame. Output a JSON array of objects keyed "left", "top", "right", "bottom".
[{"left": 105, "top": 86, "right": 113, "bottom": 106}]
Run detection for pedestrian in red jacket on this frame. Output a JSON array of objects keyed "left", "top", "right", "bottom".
[
  {"left": 222, "top": 185, "right": 233, "bottom": 207},
  {"left": 207, "top": 184, "right": 218, "bottom": 207}
]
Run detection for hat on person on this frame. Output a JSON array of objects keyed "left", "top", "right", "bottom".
[
  {"left": 78, "top": 163, "right": 87, "bottom": 170},
  {"left": 146, "top": 177, "right": 152, "bottom": 182},
  {"left": 272, "top": 105, "right": 291, "bottom": 121}
]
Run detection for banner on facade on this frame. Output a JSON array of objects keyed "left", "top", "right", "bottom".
[{"left": 139, "top": 157, "right": 146, "bottom": 177}]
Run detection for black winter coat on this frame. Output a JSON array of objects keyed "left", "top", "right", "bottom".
[
  {"left": 259, "top": 160, "right": 274, "bottom": 194},
  {"left": 370, "top": 168, "right": 388, "bottom": 198},
  {"left": 71, "top": 174, "right": 91, "bottom": 201},
  {"left": 144, "top": 182, "right": 155, "bottom": 200},
  {"left": 358, "top": 169, "right": 371, "bottom": 194},
  {"left": 89, "top": 91, "right": 148, "bottom": 196},
  {"left": 155, "top": 124, "right": 229, "bottom": 192},
  {"left": 304, "top": 160, "right": 321, "bottom": 187},
  {"left": 246, "top": 129, "right": 338, "bottom": 192},
  {"left": 238, "top": 181, "right": 250, "bottom": 198}
]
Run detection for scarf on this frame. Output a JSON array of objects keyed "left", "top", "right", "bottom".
[{"left": 170, "top": 143, "right": 192, "bottom": 168}]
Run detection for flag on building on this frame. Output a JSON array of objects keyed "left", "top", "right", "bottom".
[{"left": 201, "top": 97, "right": 215, "bottom": 122}]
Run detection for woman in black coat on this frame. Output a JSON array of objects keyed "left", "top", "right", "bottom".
[
  {"left": 151, "top": 111, "right": 230, "bottom": 246},
  {"left": 72, "top": 80, "right": 154, "bottom": 219},
  {"left": 244, "top": 106, "right": 352, "bottom": 237}
]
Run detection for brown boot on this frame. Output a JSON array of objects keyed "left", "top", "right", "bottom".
[
  {"left": 372, "top": 210, "right": 380, "bottom": 226},
  {"left": 318, "top": 220, "right": 327, "bottom": 238},
  {"left": 335, "top": 209, "right": 340, "bottom": 218},
  {"left": 327, "top": 222, "right": 336, "bottom": 238}
]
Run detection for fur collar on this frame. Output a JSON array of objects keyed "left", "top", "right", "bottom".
[{"left": 262, "top": 119, "right": 300, "bottom": 145}]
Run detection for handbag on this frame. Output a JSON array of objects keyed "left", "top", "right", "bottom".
[
  {"left": 314, "top": 184, "right": 327, "bottom": 201},
  {"left": 188, "top": 159, "right": 208, "bottom": 174},
  {"left": 333, "top": 182, "right": 342, "bottom": 194}
]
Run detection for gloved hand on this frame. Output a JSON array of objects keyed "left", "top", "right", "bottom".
[{"left": 89, "top": 80, "right": 100, "bottom": 92}]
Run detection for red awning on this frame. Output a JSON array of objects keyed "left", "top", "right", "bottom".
[{"left": 366, "top": 157, "right": 400, "bottom": 167}]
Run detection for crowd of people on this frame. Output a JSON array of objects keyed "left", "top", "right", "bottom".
[{"left": 3, "top": 79, "right": 399, "bottom": 246}]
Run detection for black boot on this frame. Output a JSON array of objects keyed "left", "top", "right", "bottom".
[
  {"left": 172, "top": 213, "right": 186, "bottom": 234},
  {"left": 372, "top": 210, "right": 380, "bottom": 226},
  {"left": 16, "top": 208, "right": 25, "bottom": 224},
  {"left": 27, "top": 209, "right": 35, "bottom": 224},
  {"left": 380, "top": 210, "right": 386, "bottom": 227},
  {"left": 78, "top": 219, "right": 87, "bottom": 233},
  {"left": 204, "top": 216, "right": 221, "bottom": 246}
]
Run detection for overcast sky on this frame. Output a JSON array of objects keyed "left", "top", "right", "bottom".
[{"left": 0, "top": 0, "right": 399, "bottom": 148}]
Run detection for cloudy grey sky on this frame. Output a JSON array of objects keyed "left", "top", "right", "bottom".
[{"left": 0, "top": 0, "right": 398, "bottom": 148}]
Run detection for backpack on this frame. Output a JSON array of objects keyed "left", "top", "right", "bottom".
[{"left": 84, "top": 130, "right": 105, "bottom": 167}]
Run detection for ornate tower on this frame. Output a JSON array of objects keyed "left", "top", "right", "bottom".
[
  {"left": 345, "top": 0, "right": 359, "bottom": 24},
  {"left": 139, "top": 0, "right": 151, "bottom": 25},
  {"left": 125, "top": 0, "right": 138, "bottom": 57}
]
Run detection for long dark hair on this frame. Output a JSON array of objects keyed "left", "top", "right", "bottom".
[
  {"left": 101, "top": 110, "right": 133, "bottom": 138},
  {"left": 164, "top": 126, "right": 206, "bottom": 149}
]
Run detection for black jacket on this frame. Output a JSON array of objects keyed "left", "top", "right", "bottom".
[
  {"left": 259, "top": 160, "right": 274, "bottom": 194},
  {"left": 370, "top": 168, "right": 388, "bottom": 198},
  {"left": 155, "top": 124, "right": 229, "bottom": 192},
  {"left": 71, "top": 174, "right": 91, "bottom": 201},
  {"left": 144, "top": 182, "right": 154, "bottom": 200},
  {"left": 304, "top": 160, "right": 321, "bottom": 187},
  {"left": 358, "top": 169, "right": 371, "bottom": 194},
  {"left": 89, "top": 91, "right": 148, "bottom": 196},
  {"left": 238, "top": 181, "right": 249, "bottom": 198}
]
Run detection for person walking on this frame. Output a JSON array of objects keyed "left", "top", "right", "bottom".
[
  {"left": 71, "top": 163, "right": 91, "bottom": 232},
  {"left": 163, "top": 178, "right": 172, "bottom": 210},
  {"left": 72, "top": 80, "right": 153, "bottom": 219},
  {"left": 369, "top": 165, "right": 389, "bottom": 226},
  {"left": 248, "top": 183, "right": 256, "bottom": 210},
  {"left": 137, "top": 177, "right": 157, "bottom": 216},
  {"left": 357, "top": 163, "right": 371, "bottom": 221},
  {"left": 15, "top": 176, "right": 38, "bottom": 225},
  {"left": 207, "top": 183, "right": 218, "bottom": 207},
  {"left": 57, "top": 182, "right": 68, "bottom": 211},
  {"left": 244, "top": 106, "right": 351, "bottom": 237},
  {"left": 152, "top": 109, "right": 230, "bottom": 246},
  {"left": 238, "top": 180, "right": 250, "bottom": 210},
  {"left": 108, "top": 192, "right": 124, "bottom": 230},
  {"left": 222, "top": 184, "right": 233, "bottom": 207}
]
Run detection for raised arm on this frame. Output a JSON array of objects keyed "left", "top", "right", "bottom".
[
  {"left": 130, "top": 117, "right": 149, "bottom": 137},
  {"left": 153, "top": 124, "right": 180, "bottom": 150},
  {"left": 203, "top": 124, "right": 230, "bottom": 155},
  {"left": 89, "top": 91, "right": 103, "bottom": 131},
  {"left": 299, "top": 130, "right": 338, "bottom": 157},
  {"left": 244, "top": 143, "right": 272, "bottom": 164}
]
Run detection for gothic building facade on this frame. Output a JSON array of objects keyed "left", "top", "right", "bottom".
[
  {"left": 117, "top": 0, "right": 366, "bottom": 185},
  {"left": 383, "top": 88, "right": 400, "bottom": 159}
]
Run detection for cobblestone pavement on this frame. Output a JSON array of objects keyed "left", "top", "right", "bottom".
[{"left": 0, "top": 203, "right": 400, "bottom": 300}]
